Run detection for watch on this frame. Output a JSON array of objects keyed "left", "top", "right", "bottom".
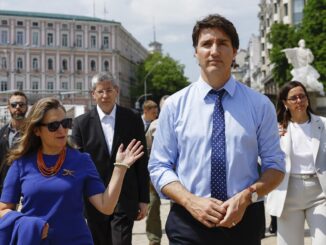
[{"left": 248, "top": 186, "right": 258, "bottom": 203}]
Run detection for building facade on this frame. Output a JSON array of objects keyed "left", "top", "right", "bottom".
[
  {"left": 257, "top": 0, "right": 306, "bottom": 96},
  {"left": 0, "top": 10, "right": 148, "bottom": 107}
]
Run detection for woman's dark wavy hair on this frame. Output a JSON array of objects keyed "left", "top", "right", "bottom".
[{"left": 277, "top": 81, "right": 314, "bottom": 129}]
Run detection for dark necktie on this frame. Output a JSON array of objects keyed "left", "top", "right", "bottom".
[{"left": 210, "top": 89, "right": 227, "bottom": 201}]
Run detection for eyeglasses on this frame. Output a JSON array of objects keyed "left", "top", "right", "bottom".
[
  {"left": 95, "top": 89, "right": 115, "bottom": 96},
  {"left": 10, "top": 102, "right": 26, "bottom": 108},
  {"left": 286, "top": 94, "right": 307, "bottom": 103},
  {"left": 39, "top": 118, "right": 73, "bottom": 132}
]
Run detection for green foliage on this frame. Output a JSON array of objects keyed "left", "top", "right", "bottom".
[
  {"left": 300, "top": 0, "right": 326, "bottom": 85},
  {"left": 131, "top": 52, "right": 189, "bottom": 106},
  {"left": 267, "top": 23, "right": 298, "bottom": 86}
]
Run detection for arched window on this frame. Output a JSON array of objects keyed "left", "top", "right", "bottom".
[
  {"left": 32, "top": 58, "right": 38, "bottom": 69},
  {"left": 48, "top": 58, "right": 53, "bottom": 70},
  {"left": 17, "top": 57, "right": 23, "bottom": 69},
  {"left": 77, "top": 60, "right": 82, "bottom": 71},
  {"left": 62, "top": 59, "right": 68, "bottom": 70},
  {"left": 90, "top": 60, "right": 96, "bottom": 71},
  {"left": 1, "top": 57, "right": 7, "bottom": 69},
  {"left": 104, "top": 60, "right": 109, "bottom": 71}
]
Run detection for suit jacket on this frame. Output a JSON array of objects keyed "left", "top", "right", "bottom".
[
  {"left": 71, "top": 105, "right": 149, "bottom": 221},
  {"left": 266, "top": 114, "right": 326, "bottom": 217}
]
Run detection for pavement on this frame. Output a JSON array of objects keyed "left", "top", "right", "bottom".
[{"left": 132, "top": 200, "right": 312, "bottom": 245}]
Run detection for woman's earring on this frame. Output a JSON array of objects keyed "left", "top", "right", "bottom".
[{"left": 285, "top": 106, "right": 288, "bottom": 111}]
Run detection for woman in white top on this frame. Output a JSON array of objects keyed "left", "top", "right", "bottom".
[{"left": 266, "top": 81, "right": 326, "bottom": 245}]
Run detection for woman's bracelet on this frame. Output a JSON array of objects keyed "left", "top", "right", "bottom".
[{"left": 114, "top": 162, "right": 130, "bottom": 169}]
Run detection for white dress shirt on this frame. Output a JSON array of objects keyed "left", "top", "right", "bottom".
[{"left": 97, "top": 105, "right": 116, "bottom": 154}]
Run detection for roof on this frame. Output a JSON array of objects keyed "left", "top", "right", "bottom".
[{"left": 0, "top": 9, "right": 120, "bottom": 24}]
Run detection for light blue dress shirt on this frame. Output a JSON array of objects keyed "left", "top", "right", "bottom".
[{"left": 148, "top": 76, "right": 285, "bottom": 199}]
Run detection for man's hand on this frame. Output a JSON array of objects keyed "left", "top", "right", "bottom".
[
  {"left": 184, "top": 196, "right": 226, "bottom": 228},
  {"left": 135, "top": 202, "right": 148, "bottom": 220},
  {"left": 218, "top": 190, "right": 251, "bottom": 228}
]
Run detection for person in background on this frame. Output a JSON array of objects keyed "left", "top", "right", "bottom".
[
  {"left": 142, "top": 100, "right": 158, "bottom": 133},
  {"left": 148, "top": 14, "right": 285, "bottom": 245},
  {"left": 0, "top": 91, "right": 28, "bottom": 196},
  {"left": 145, "top": 95, "right": 169, "bottom": 245},
  {"left": 72, "top": 72, "right": 149, "bottom": 245},
  {"left": 0, "top": 97, "right": 144, "bottom": 244},
  {"left": 266, "top": 81, "right": 326, "bottom": 245}
]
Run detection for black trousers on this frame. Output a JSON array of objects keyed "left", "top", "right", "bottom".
[
  {"left": 87, "top": 211, "right": 134, "bottom": 245},
  {"left": 166, "top": 202, "right": 265, "bottom": 245}
]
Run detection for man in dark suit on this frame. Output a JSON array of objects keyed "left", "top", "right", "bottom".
[
  {"left": 0, "top": 91, "right": 28, "bottom": 196},
  {"left": 72, "top": 72, "right": 149, "bottom": 245}
]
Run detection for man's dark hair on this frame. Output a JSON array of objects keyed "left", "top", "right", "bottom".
[
  {"left": 192, "top": 14, "right": 239, "bottom": 50},
  {"left": 8, "top": 91, "right": 28, "bottom": 104}
]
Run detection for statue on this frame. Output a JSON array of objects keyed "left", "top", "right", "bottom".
[{"left": 282, "top": 39, "right": 324, "bottom": 95}]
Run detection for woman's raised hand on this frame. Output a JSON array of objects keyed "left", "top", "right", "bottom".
[{"left": 115, "top": 139, "right": 144, "bottom": 168}]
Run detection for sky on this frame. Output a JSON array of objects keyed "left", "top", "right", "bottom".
[{"left": 0, "top": 0, "right": 261, "bottom": 82}]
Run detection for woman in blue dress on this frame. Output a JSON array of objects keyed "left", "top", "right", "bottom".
[{"left": 0, "top": 97, "right": 144, "bottom": 244}]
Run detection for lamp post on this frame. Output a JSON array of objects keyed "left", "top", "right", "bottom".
[{"left": 144, "top": 61, "right": 162, "bottom": 101}]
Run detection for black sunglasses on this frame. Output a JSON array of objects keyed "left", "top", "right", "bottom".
[
  {"left": 39, "top": 118, "right": 73, "bottom": 132},
  {"left": 10, "top": 102, "right": 26, "bottom": 108}
]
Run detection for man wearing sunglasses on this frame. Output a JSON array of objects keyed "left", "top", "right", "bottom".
[
  {"left": 0, "top": 91, "right": 28, "bottom": 196},
  {"left": 72, "top": 72, "right": 149, "bottom": 245}
]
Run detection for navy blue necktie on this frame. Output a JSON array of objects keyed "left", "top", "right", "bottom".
[{"left": 210, "top": 89, "right": 227, "bottom": 201}]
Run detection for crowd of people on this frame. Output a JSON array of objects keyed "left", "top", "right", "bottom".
[{"left": 0, "top": 13, "right": 325, "bottom": 245}]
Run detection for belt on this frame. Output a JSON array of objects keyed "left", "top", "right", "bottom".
[{"left": 290, "top": 173, "right": 317, "bottom": 180}]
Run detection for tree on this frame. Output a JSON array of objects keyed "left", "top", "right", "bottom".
[
  {"left": 299, "top": 0, "right": 326, "bottom": 85},
  {"left": 267, "top": 23, "right": 298, "bottom": 86},
  {"left": 131, "top": 52, "right": 189, "bottom": 107}
]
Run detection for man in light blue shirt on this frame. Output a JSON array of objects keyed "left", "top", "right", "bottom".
[{"left": 148, "top": 14, "right": 285, "bottom": 245}]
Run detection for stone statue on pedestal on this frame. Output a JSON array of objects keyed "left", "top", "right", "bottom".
[{"left": 282, "top": 39, "right": 324, "bottom": 95}]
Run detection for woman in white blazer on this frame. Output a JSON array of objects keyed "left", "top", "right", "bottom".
[{"left": 266, "top": 81, "right": 326, "bottom": 245}]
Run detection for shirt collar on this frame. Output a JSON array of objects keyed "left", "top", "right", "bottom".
[
  {"left": 196, "top": 75, "right": 237, "bottom": 100},
  {"left": 97, "top": 104, "right": 117, "bottom": 121}
]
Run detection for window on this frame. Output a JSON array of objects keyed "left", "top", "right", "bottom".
[
  {"left": 76, "top": 25, "right": 82, "bottom": 30},
  {"left": 47, "top": 23, "right": 53, "bottom": 28},
  {"left": 284, "top": 3, "right": 288, "bottom": 16},
  {"left": 62, "top": 59, "right": 68, "bottom": 70},
  {"left": 103, "top": 36, "right": 109, "bottom": 49},
  {"left": 1, "top": 57, "right": 6, "bottom": 69},
  {"left": 16, "top": 81, "right": 23, "bottom": 90},
  {"left": 47, "top": 81, "right": 54, "bottom": 90},
  {"left": 104, "top": 60, "right": 109, "bottom": 71},
  {"left": 90, "top": 26, "right": 96, "bottom": 31},
  {"left": 32, "top": 58, "right": 39, "bottom": 69},
  {"left": 47, "top": 33, "right": 54, "bottom": 46},
  {"left": 62, "top": 24, "right": 68, "bottom": 29},
  {"left": 1, "top": 30, "right": 8, "bottom": 44},
  {"left": 17, "top": 57, "right": 23, "bottom": 69},
  {"left": 1, "top": 20, "right": 8, "bottom": 25},
  {"left": 1, "top": 81, "right": 7, "bottom": 91},
  {"left": 32, "top": 81, "right": 39, "bottom": 90},
  {"left": 17, "top": 21, "right": 23, "bottom": 26},
  {"left": 61, "top": 82, "right": 68, "bottom": 90},
  {"left": 90, "top": 60, "right": 96, "bottom": 71},
  {"left": 62, "top": 33, "right": 68, "bottom": 47},
  {"left": 48, "top": 58, "right": 53, "bottom": 70},
  {"left": 32, "top": 32, "right": 39, "bottom": 46},
  {"left": 77, "top": 60, "right": 82, "bottom": 71},
  {"left": 90, "top": 35, "right": 96, "bottom": 48},
  {"left": 16, "top": 31, "right": 24, "bottom": 45},
  {"left": 274, "top": 3, "right": 277, "bottom": 13},
  {"left": 32, "top": 22, "right": 38, "bottom": 27},
  {"left": 76, "top": 82, "right": 82, "bottom": 90},
  {"left": 76, "top": 34, "right": 82, "bottom": 48}
]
